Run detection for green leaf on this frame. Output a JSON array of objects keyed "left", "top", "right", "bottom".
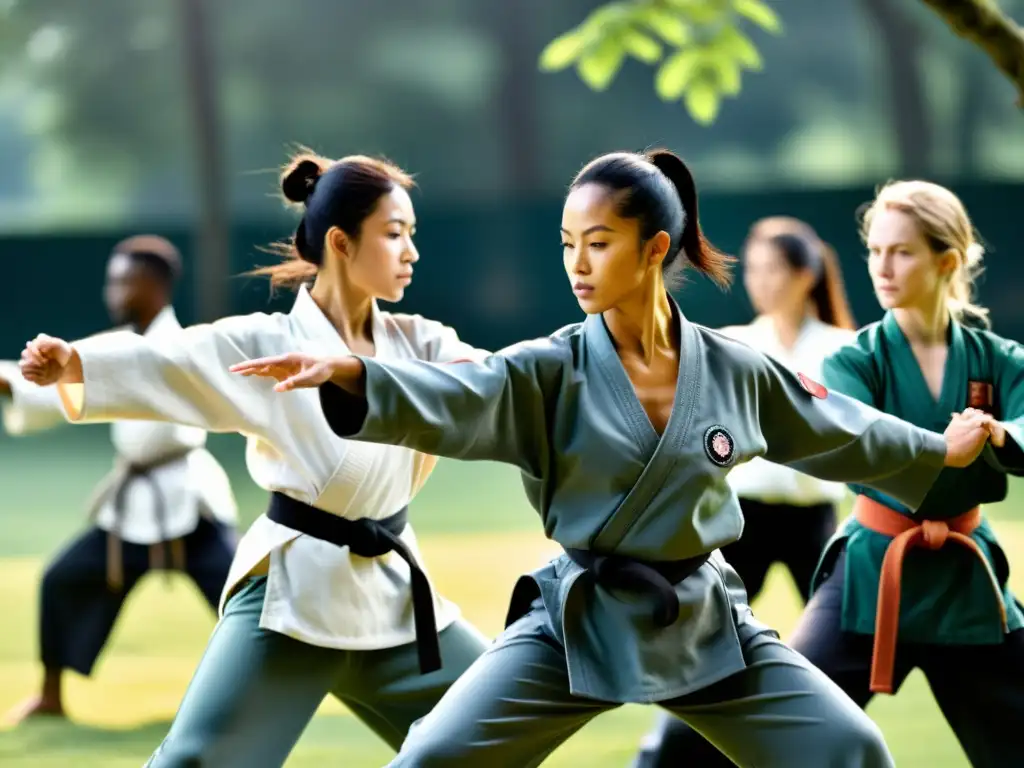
[
  {"left": 622, "top": 29, "right": 662, "bottom": 64},
  {"left": 539, "top": 29, "right": 587, "bottom": 72},
  {"left": 586, "top": 1, "right": 634, "bottom": 29},
  {"left": 733, "top": 0, "right": 782, "bottom": 33},
  {"left": 655, "top": 48, "right": 703, "bottom": 101},
  {"left": 716, "top": 26, "right": 763, "bottom": 70},
  {"left": 685, "top": 79, "right": 721, "bottom": 125},
  {"left": 641, "top": 8, "right": 691, "bottom": 46},
  {"left": 714, "top": 57, "right": 742, "bottom": 96},
  {"left": 576, "top": 38, "right": 627, "bottom": 91}
]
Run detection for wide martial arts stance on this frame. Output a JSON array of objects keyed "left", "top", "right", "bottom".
[
  {"left": 18, "top": 152, "right": 490, "bottom": 767},
  {"left": 231, "top": 150, "right": 995, "bottom": 767},
  {"left": 630, "top": 217, "right": 857, "bottom": 767},
  {"left": 0, "top": 236, "right": 238, "bottom": 723}
]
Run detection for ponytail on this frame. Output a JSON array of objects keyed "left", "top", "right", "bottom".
[
  {"left": 646, "top": 149, "right": 734, "bottom": 288},
  {"left": 249, "top": 151, "right": 330, "bottom": 290},
  {"left": 810, "top": 242, "right": 856, "bottom": 330}
]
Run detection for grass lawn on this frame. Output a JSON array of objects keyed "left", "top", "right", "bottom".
[{"left": 2, "top": 429, "right": 1017, "bottom": 766}]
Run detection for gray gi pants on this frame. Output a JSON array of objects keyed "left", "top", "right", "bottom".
[
  {"left": 389, "top": 606, "right": 893, "bottom": 768},
  {"left": 145, "top": 576, "right": 488, "bottom": 768}
]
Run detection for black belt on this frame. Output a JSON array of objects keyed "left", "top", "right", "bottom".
[
  {"left": 267, "top": 492, "right": 441, "bottom": 674},
  {"left": 565, "top": 548, "right": 711, "bottom": 627}
]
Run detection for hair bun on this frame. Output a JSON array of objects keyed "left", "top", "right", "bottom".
[{"left": 281, "top": 158, "right": 324, "bottom": 204}]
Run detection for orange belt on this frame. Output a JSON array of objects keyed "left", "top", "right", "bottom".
[{"left": 853, "top": 495, "right": 1008, "bottom": 693}]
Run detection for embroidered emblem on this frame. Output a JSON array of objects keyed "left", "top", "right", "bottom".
[
  {"left": 704, "top": 425, "right": 735, "bottom": 467},
  {"left": 967, "top": 381, "right": 995, "bottom": 414},
  {"left": 798, "top": 372, "right": 828, "bottom": 399}
]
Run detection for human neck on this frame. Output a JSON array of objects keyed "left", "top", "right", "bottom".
[
  {"left": 892, "top": 297, "right": 949, "bottom": 346},
  {"left": 309, "top": 269, "right": 374, "bottom": 346},
  {"left": 603, "top": 273, "right": 676, "bottom": 364},
  {"left": 764, "top": 304, "right": 810, "bottom": 349}
]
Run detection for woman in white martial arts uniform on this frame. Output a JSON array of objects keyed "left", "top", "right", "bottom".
[{"left": 17, "top": 151, "right": 490, "bottom": 767}]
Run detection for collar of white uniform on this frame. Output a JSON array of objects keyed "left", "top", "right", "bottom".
[
  {"left": 142, "top": 305, "right": 180, "bottom": 338},
  {"left": 289, "top": 284, "right": 388, "bottom": 355}
]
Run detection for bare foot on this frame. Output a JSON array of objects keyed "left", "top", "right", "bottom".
[{"left": 3, "top": 695, "right": 65, "bottom": 725}]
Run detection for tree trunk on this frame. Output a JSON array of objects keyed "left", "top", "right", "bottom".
[
  {"left": 492, "top": 1, "right": 541, "bottom": 195},
  {"left": 178, "top": 0, "right": 230, "bottom": 321},
  {"left": 860, "top": 0, "right": 932, "bottom": 176}
]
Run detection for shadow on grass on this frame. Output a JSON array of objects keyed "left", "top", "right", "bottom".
[{"left": 0, "top": 716, "right": 172, "bottom": 755}]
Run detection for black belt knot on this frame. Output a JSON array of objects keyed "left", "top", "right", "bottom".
[
  {"left": 267, "top": 492, "right": 441, "bottom": 675},
  {"left": 565, "top": 548, "right": 711, "bottom": 627}
]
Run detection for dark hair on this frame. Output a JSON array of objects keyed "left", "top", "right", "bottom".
[
  {"left": 570, "top": 148, "right": 733, "bottom": 288},
  {"left": 253, "top": 149, "right": 414, "bottom": 288},
  {"left": 111, "top": 234, "right": 182, "bottom": 288},
  {"left": 746, "top": 219, "right": 855, "bottom": 330}
]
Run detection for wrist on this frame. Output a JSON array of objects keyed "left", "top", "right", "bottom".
[
  {"left": 59, "top": 349, "right": 83, "bottom": 385},
  {"left": 329, "top": 356, "right": 366, "bottom": 395}
]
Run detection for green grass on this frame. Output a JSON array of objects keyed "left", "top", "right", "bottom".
[{"left": 1, "top": 428, "right": 1020, "bottom": 766}]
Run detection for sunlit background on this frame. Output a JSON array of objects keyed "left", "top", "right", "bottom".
[{"left": 1, "top": 1, "right": 1023, "bottom": 765}]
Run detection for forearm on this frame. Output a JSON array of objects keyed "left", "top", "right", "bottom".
[{"left": 327, "top": 356, "right": 367, "bottom": 396}]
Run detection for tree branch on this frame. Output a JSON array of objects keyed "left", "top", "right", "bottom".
[{"left": 918, "top": 0, "right": 1024, "bottom": 105}]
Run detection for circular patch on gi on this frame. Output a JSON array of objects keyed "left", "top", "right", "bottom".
[
  {"left": 704, "top": 425, "right": 735, "bottom": 467},
  {"left": 798, "top": 372, "right": 828, "bottom": 399}
]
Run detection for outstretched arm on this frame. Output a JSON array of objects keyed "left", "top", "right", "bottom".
[
  {"left": 19, "top": 320, "right": 270, "bottom": 435},
  {"left": 232, "top": 340, "right": 561, "bottom": 474},
  {"left": 757, "top": 355, "right": 986, "bottom": 512}
]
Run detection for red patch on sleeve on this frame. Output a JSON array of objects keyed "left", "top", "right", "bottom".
[
  {"left": 444, "top": 358, "right": 474, "bottom": 365},
  {"left": 798, "top": 372, "right": 828, "bottom": 399}
]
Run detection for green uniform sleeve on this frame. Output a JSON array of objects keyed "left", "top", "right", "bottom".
[{"left": 983, "top": 338, "right": 1024, "bottom": 475}]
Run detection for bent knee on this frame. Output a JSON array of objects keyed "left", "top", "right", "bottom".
[{"left": 830, "top": 714, "right": 892, "bottom": 767}]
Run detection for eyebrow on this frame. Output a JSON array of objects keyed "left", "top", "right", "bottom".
[
  {"left": 560, "top": 225, "right": 616, "bottom": 236},
  {"left": 388, "top": 216, "right": 415, "bottom": 227}
]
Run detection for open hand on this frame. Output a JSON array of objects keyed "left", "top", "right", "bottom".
[
  {"left": 19, "top": 334, "right": 74, "bottom": 386},
  {"left": 943, "top": 408, "right": 994, "bottom": 467},
  {"left": 230, "top": 353, "right": 361, "bottom": 393}
]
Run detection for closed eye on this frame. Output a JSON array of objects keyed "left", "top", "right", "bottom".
[
  {"left": 589, "top": 242, "right": 608, "bottom": 250},
  {"left": 561, "top": 241, "right": 574, "bottom": 249}
]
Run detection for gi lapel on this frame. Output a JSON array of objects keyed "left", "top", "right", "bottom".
[{"left": 589, "top": 300, "right": 702, "bottom": 550}]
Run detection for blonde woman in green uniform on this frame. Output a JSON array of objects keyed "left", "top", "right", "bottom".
[
  {"left": 793, "top": 180, "right": 1024, "bottom": 767},
  {"left": 638, "top": 179, "right": 1024, "bottom": 767}
]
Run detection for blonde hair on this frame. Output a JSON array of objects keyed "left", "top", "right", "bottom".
[{"left": 860, "top": 180, "right": 988, "bottom": 326}]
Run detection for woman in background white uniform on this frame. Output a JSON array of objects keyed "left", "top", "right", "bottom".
[
  {"left": 631, "top": 216, "right": 858, "bottom": 768},
  {"left": 18, "top": 151, "right": 490, "bottom": 768}
]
